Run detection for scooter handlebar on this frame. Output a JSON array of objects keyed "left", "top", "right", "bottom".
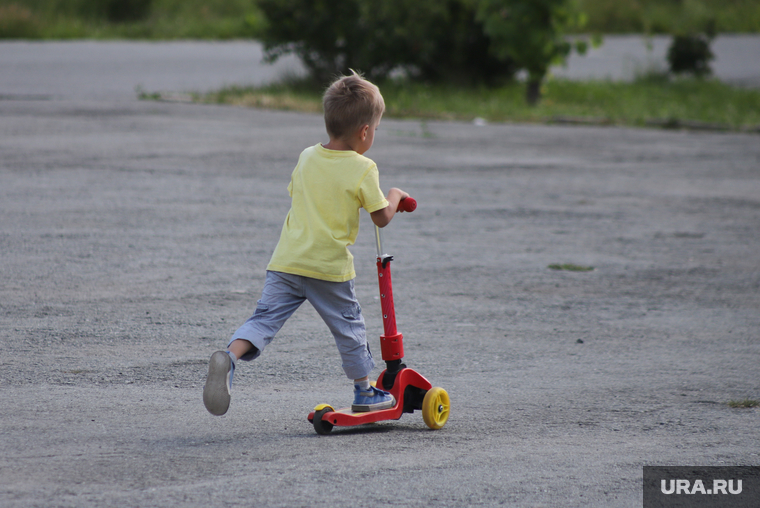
[{"left": 397, "top": 197, "right": 417, "bottom": 213}]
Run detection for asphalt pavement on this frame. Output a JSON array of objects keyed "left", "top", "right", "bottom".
[
  {"left": 1, "top": 35, "right": 759, "bottom": 101},
  {"left": 553, "top": 34, "right": 760, "bottom": 87},
  {"left": 0, "top": 41, "right": 759, "bottom": 507}
]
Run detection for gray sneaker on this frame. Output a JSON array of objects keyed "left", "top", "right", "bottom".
[{"left": 203, "top": 351, "right": 234, "bottom": 416}]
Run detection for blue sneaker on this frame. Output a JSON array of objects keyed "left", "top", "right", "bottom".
[
  {"left": 352, "top": 385, "right": 396, "bottom": 412},
  {"left": 203, "top": 351, "right": 235, "bottom": 416}
]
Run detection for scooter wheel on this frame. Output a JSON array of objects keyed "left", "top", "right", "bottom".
[
  {"left": 313, "top": 406, "right": 335, "bottom": 435},
  {"left": 422, "top": 387, "right": 450, "bottom": 430}
]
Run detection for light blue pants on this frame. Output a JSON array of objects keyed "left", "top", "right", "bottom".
[{"left": 229, "top": 271, "right": 376, "bottom": 380}]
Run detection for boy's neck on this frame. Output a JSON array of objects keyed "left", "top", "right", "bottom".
[
  {"left": 323, "top": 122, "right": 374, "bottom": 155},
  {"left": 322, "top": 139, "right": 353, "bottom": 152}
]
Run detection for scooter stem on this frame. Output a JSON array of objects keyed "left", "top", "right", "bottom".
[
  {"left": 376, "top": 233, "right": 403, "bottom": 362},
  {"left": 375, "top": 197, "right": 416, "bottom": 364}
]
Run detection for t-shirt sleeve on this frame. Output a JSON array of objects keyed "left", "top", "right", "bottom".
[{"left": 357, "top": 165, "right": 389, "bottom": 213}]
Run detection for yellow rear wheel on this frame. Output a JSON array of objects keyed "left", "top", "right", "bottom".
[{"left": 422, "top": 387, "right": 450, "bottom": 430}]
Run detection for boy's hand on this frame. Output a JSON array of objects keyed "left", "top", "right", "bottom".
[
  {"left": 389, "top": 188, "right": 410, "bottom": 212},
  {"left": 371, "top": 188, "right": 409, "bottom": 227}
]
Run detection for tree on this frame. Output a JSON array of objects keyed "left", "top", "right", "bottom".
[
  {"left": 257, "top": 0, "right": 515, "bottom": 85},
  {"left": 257, "top": 0, "right": 587, "bottom": 103},
  {"left": 476, "top": 0, "right": 587, "bottom": 104}
]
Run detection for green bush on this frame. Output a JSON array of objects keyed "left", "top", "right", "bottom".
[
  {"left": 103, "top": 0, "right": 151, "bottom": 22},
  {"left": 0, "top": 4, "right": 42, "bottom": 37},
  {"left": 257, "top": 0, "right": 516, "bottom": 86},
  {"left": 667, "top": 33, "right": 714, "bottom": 76},
  {"left": 42, "top": 0, "right": 152, "bottom": 22}
]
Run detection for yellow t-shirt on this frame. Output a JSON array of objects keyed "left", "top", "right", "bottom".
[{"left": 266, "top": 144, "right": 389, "bottom": 282}]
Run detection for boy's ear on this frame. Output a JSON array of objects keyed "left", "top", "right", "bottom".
[{"left": 359, "top": 124, "right": 369, "bottom": 140}]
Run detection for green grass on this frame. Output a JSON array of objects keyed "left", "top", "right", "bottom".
[
  {"left": 199, "top": 83, "right": 323, "bottom": 114},
  {"left": 727, "top": 398, "right": 759, "bottom": 408},
  {"left": 576, "top": 0, "right": 760, "bottom": 34},
  {"left": 548, "top": 264, "right": 595, "bottom": 272},
  {"left": 191, "top": 78, "right": 760, "bottom": 132},
  {"left": 2, "top": 0, "right": 759, "bottom": 39},
  {"left": 0, "top": 0, "right": 266, "bottom": 39}
]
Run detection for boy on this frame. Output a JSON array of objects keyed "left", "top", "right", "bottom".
[{"left": 203, "top": 71, "right": 409, "bottom": 417}]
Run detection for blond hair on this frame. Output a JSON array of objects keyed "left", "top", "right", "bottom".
[{"left": 322, "top": 71, "right": 385, "bottom": 140}]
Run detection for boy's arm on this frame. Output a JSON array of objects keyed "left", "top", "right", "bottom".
[{"left": 370, "top": 188, "right": 409, "bottom": 228}]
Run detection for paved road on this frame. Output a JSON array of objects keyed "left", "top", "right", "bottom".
[
  {"left": 552, "top": 34, "right": 760, "bottom": 87},
  {"left": 1, "top": 35, "right": 759, "bottom": 102},
  {"left": 0, "top": 40, "right": 304, "bottom": 100},
  {"left": 0, "top": 41, "right": 759, "bottom": 507}
]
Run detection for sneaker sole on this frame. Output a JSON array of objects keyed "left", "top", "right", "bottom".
[
  {"left": 203, "top": 351, "right": 231, "bottom": 416},
  {"left": 351, "top": 395, "right": 396, "bottom": 413}
]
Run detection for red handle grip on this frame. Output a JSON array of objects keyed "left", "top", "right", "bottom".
[{"left": 397, "top": 197, "right": 417, "bottom": 213}]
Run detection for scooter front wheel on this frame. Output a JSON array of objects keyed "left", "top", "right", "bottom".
[
  {"left": 313, "top": 406, "right": 335, "bottom": 435},
  {"left": 422, "top": 387, "right": 450, "bottom": 430}
]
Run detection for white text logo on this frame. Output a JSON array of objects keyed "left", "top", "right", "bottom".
[{"left": 661, "top": 479, "right": 743, "bottom": 495}]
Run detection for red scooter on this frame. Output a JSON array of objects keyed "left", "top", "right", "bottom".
[{"left": 308, "top": 197, "right": 450, "bottom": 434}]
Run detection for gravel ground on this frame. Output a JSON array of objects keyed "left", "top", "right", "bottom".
[{"left": 1, "top": 96, "right": 758, "bottom": 507}]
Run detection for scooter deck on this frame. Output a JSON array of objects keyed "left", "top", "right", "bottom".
[{"left": 308, "top": 368, "right": 432, "bottom": 428}]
